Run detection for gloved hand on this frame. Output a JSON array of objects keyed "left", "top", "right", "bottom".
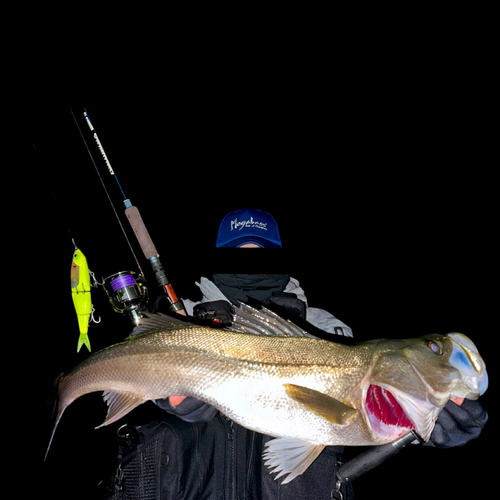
[
  {"left": 156, "top": 396, "right": 219, "bottom": 423},
  {"left": 193, "top": 300, "right": 233, "bottom": 327},
  {"left": 428, "top": 398, "right": 488, "bottom": 448}
]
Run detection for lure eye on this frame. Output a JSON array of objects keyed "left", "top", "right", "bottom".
[{"left": 427, "top": 340, "right": 442, "bottom": 355}]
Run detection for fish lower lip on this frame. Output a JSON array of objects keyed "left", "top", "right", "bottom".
[{"left": 366, "top": 385, "right": 415, "bottom": 431}]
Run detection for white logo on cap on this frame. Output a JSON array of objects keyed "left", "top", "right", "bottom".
[{"left": 230, "top": 217, "right": 268, "bottom": 232}]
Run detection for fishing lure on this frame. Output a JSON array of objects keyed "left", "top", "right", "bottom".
[{"left": 70, "top": 247, "right": 95, "bottom": 352}]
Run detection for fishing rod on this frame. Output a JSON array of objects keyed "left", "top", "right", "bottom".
[{"left": 74, "top": 108, "right": 186, "bottom": 322}]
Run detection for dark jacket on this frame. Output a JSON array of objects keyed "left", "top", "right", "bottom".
[{"left": 108, "top": 413, "right": 351, "bottom": 500}]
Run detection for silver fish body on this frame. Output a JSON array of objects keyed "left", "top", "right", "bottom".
[{"left": 48, "top": 305, "right": 488, "bottom": 483}]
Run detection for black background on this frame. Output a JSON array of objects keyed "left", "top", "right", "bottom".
[{"left": 22, "top": 60, "right": 496, "bottom": 500}]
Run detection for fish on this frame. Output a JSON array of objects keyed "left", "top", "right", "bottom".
[
  {"left": 70, "top": 248, "right": 92, "bottom": 352},
  {"left": 46, "top": 304, "right": 488, "bottom": 483}
]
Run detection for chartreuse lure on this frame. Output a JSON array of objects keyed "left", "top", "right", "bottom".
[{"left": 70, "top": 248, "right": 93, "bottom": 352}]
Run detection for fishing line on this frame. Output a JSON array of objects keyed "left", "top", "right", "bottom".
[
  {"left": 69, "top": 108, "right": 145, "bottom": 277},
  {"left": 48, "top": 185, "right": 76, "bottom": 247},
  {"left": 33, "top": 142, "right": 77, "bottom": 248}
]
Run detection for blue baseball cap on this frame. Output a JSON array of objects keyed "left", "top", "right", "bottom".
[{"left": 215, "top": 208, "right": 282, "bottom": 248}]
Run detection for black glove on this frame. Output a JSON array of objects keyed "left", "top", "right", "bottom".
[
  {"left": 193, "top": 300, "right": 233, "bottom": 327},
  {"left": 263, "top": 292, "right": 307, "bottom": 322},
  {"left": 155, "top": 397, "right": 219, "bottom": 423},
  {"left": 428, "top": 398, "right": 488, "bottom": 448}
]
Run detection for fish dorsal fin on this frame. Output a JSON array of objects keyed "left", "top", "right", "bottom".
[
  {"left": 129, "top": 305, "right": 316, "bottom": 339},
  {"left": 263, "top": 437, "right": 325, "bottom": 483},
  {"left": 96, "top": 391, "right": 147, "bottom": 428},
  {"left": 128, "top": 312, "right": 197, "bottom": 338},
  {"left": 284, "top": 384, "right": 357, "bottom": 425},
  {"left": 230, "top": 302, "right": 318, "bottom": 338}
]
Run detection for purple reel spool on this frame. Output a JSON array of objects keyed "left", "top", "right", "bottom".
[{"left": 103, "top": 271, "right": 148, "bottom": 323}]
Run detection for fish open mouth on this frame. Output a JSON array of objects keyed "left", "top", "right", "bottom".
[{"left": 366, "top": 384, "right": 415, "bottom": 438}]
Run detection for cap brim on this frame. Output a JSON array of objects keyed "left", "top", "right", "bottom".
[{"left": 216, "top": 235, "right": 282, "bottom": 248}]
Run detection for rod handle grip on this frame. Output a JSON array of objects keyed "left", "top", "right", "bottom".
[
  {"left": 336, "top": 432, "right": 418, "bottom": 484},
  {"left": 125, "top": 206, "right": 158, "bottom": 260}
]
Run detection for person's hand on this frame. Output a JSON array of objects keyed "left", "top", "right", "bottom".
[
  {"left": 156, "top": 396, "right": 219, "bottom": 422},
  {"left": 169, "top": 396, "right": 187, "bottom": 407},
  {"left": 428, "top": 398, "right": 488, "bottom": 448},
  {"left": 193, "top": 300, "right": 233, "bottom": 327}
]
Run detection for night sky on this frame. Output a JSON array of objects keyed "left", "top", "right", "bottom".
[{"left": 23, "top": 98, "right": 496, "bottom": 499}]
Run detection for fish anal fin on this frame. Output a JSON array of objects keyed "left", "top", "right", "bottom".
[
  {"left": 284, "top": 383, "right": 357, "bottom": 425},
  {"left": 263, "top": 437, "right": 325, "bottom": 484},
  {"left": 96, "top": 391, "right": 146, "bottom": 428}
]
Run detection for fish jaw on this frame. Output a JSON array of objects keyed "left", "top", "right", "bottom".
[{"left": 447, "top": 333, "right": 488, "bottom": 399}]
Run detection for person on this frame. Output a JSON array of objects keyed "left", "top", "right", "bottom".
[{"left": 104, "top": 208, "right": 487, "bottom": 500}]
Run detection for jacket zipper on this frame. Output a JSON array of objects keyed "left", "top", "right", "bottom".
[
  {"left": 226, "top": 417, "right": 235, "bottom": 500},
  {"left": 245, "top": 431, "right": 257, "bottom": 496}
]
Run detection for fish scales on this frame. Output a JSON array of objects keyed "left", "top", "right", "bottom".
[
  {"left": 61, "top": 326, "right": 367, "bottom": 398},
  {"left": 58, "top": 326, "right": 373, "bottom": 442}
]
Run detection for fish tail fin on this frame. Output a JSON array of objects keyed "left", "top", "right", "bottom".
[
  {"left": 77, "top": 332, "right": 91, "bottom": 353},
  {"left": 45, "top": 373, "right": 68, "bottom": 461}
]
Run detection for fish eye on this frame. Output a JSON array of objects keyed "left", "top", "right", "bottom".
[{"left": 427, "top": 340, "right": 442, "bottom": 355}]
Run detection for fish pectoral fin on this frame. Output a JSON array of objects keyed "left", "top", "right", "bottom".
[
  {"left": 96, "top": 391, "right": 146, "bottom": 429},
  {"left": 263, "top": 437, "right": 325, "bottom": 484},
  {"left": 284, "top": 384, "right": 357, "bottom": 425}
]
